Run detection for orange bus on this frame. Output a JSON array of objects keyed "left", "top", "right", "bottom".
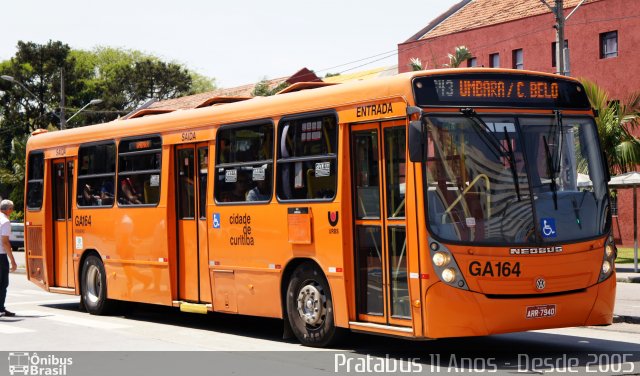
[{"left": 24, "top": 69, "right": 615, "bottom": 346}]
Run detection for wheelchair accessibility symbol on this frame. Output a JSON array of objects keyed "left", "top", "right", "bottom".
[
  {"left": 213, "top": 213, "right": 221, "bottom": 229},
  {"left": 540, "top": 218, "right": 557, "bottom": 238}
]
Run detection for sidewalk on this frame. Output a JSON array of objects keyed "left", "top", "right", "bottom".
[
  {"left": 616, "top": 263, "right": 640, "bottom": 283},
  {"left": 613, "top": 264, "right": 640, "bottom": 324}
]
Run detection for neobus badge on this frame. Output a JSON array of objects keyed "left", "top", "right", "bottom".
[{"left": 510, "top": 246, "right": 563, "bottom": 255}]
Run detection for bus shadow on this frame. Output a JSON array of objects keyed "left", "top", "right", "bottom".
[
  {"left": 40, "top": 300, "right": 640, "bottom": 370},
  {"left": 338, "top": 331, "right": 640, "bottom": 374},
  {"left": 42, "top": 301, "right": 290, "bottom": 343}
]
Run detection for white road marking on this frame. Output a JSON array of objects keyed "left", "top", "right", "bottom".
[
  {"left": 7, "top": 292, "right": 29, "bottom": 297},
  {"left": 10, "top": 298, "right": 79, "bottom": 306},
  {"left": 44, "top": 314, "right": 130, "bottom": 330},
  {"left": 21, "top": 289, "right": 57, "bottom": 296},
  {"left": 12, "top": 309, "right": 131, "bottom": 330},
  {"left": 0, "top": 325, "right": 36, "bottom": 334}
]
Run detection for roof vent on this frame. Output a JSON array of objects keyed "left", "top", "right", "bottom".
[{"left": 275, "top": 82, "right": 338, "bottom": 95}]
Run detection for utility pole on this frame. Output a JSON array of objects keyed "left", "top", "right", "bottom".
[
  {"left": 60, "top": 67, "right": 66, "bottom": 130},
  {"left": 555, "top": 0, "right": 566, "bottom": 75},
  {"left": 1, "top": 74, "right": 101, "bottom": 130},
  {"left": 541, "top": 0, "right": 587, "bottom": 76}
]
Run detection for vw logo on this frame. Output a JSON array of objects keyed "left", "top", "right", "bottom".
[{"left": 535, "top": 277, "right": 546, "bottom": 291}]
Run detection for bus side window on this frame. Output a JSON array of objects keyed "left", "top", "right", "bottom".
[
  {"left": 26, "top": 152, "right": 45, "bottom": 210},
  {"left": 117, "top": 137, "right": 162, "bottom": 206},
  {"left": 214, "top": 123, "right": 274, "bottom": 204},
  {"left": 77, "top": 142, "right": 117, "bottom": 208},
  {"left": 276, "top": 114, "right": 338, "bottom": 201}
]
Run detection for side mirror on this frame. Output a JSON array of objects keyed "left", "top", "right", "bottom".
[{"left": 409, "top": 119, "right": 426, "bottom": 162}]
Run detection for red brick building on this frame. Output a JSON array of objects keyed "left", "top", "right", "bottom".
[{"left": 398, "top": 0, "right": 640, "bottom": 244}]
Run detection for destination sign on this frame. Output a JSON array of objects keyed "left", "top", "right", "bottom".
[
  {"left": 413, "top": 73, "right": 591, "bottom": 109},
  {"left": 123, "top": 137, "right": 162, "bottom": 152},
  {"left": 131, "top": 140, "right": 152, "bottom": 150}
]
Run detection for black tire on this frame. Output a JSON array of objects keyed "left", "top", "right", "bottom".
[
  {"left": 286, "top": 262, "right": 340, "bottom": 347},
  {"left": 80, "top": 254, "right": 114, "bottom": 315}
]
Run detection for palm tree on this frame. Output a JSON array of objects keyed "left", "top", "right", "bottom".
[
  {"left": 409, "top": 57, "right": 423, "bottom": 71},
  {"left": 447, "top": 46, "right": 473, "bottom": 68},
  {"left": 580, "top": 79, "right": 640, "bottom": 174}
]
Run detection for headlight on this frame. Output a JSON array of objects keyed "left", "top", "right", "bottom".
[
  {"left": 602, "top": 260, "right": 611, "bottom": 275},
  {"left": 432, "top": 252, "right": 450, "bottom": 267},
  {"left": 429, "top": 239, "right": 469, "bottom": 290},
  {"left": 605, "top": 244, "right": 614, "bottom": 258},
  {"left": 442, "top": 268, "right": 456, "bottom": 283}
]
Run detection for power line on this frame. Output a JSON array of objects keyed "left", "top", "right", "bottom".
[{"left": 317, "top": 12, "right": 640, "bottom": 76}]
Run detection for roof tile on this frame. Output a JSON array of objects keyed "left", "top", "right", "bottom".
[{"left": 420, "top": 0, "right": 601, "bottom": 40}]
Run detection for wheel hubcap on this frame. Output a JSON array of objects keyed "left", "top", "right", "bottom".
[
  {"left": 86, "top": 264, "right": 101, "bottom": 304},
  {"left": 296, "top": 283, "right": 325, "bottom": 326}
]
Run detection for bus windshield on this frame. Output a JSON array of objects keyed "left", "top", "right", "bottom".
[{"left": 425, "top": 114, "right": 609, "bottom": 244}]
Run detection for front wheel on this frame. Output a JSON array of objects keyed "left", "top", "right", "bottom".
[
  {"left": 81, "top": 254, "right": 114, "bottom": 315},
  {"left": 286, "top": 262, "right": 340, "bottom": 347}
]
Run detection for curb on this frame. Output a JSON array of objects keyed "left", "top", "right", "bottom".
[
  {"left": 616, "top": 276, "right": 640, "bottom": 283},
  {"left": 13, "top": 267, "right": 26, "bottom": 275},
  {"left": 613, "top": 315, "right": 640, "bottom": 325}
]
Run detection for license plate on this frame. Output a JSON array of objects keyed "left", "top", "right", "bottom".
[{"left": 526, "top": 304, "right": 556, "bottom": 319}]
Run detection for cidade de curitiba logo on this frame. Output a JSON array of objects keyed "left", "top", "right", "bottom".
[{"left": 8, "top": 352, "right": 73, "bottom": 376}]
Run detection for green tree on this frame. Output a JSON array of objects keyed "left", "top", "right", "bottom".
[
  {"left": 189, "top": 71, "right": 217, "bottom": 94},
  {"left": 446, "top": 46, "right": 472, "bottom": 68},
  {"left": 0, "top": 41, "right": 84, "bottom": 204},
  {"left": 72, "top": 47, "right": 215, "bottom": 124},
  {"left": 252, "top": 78, "right": 289, "bottom": 97},
  {"left": 0, "top": 135, "right": 27, "bottom": 215},
  {"left": 105, "top": 59, "right": 193, "bottom": 111},
  {"left": 581, "top": 79, "right": 640, "bottom": 174},
  {"left": 0, "top": 41, "right": 217, "bottom": 210},
  {"left": 0, "top": 41, "right": 83, "bottom": 134}
]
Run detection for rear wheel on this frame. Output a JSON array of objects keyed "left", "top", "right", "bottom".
[
  {"left": 81, "top": 255, "right": 114, "bottom": 315},
  {"left": 286, "top": 262, "right": 340, "bottom": 347}
]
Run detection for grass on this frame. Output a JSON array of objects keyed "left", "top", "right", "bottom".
[{"left": 616, "top": 247, "right": 638, "bottom": 264}]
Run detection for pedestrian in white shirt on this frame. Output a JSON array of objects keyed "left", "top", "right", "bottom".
[{"left": 0, "top": 199, "right": 17, "bottom": 317}]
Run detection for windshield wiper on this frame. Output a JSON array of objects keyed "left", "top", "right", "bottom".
[
  {"left": 543, "top": 135, "right": 558, "bottom": 210},
  {"left": 503, "top": 128, "right": 521, "bottom": 201},
  {"left": 461, "top": 108, "right": 521, "bottom": 201},
  {"left": 543, "top": 110, "right": 564, "bottom": 210}
]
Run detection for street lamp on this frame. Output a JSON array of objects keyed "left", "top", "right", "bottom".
[
  {"left": 1, "top": 74, "right": 102, "bottom": 129},
  {"left": 66, "top": 99, "right": 103, "bottom": 124},
  {"left": 1, "top": 75, "right": 58, "bottom": 119}
]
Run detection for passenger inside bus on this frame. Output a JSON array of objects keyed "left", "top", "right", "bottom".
[
  {"left": 99, "top": 180, "right": 114, "bottom": 205},
  {"left": 82, "top": 184, "right": 100, "bottom": 206},
  {"left": 120, "top": 177, "right": 142, "bottom": 205},
  {"left": 221, "top": 173, "right": 250, "bottom": 202},
  {"left": 246, "top": 179, "right": 270, "bottom": 201}
]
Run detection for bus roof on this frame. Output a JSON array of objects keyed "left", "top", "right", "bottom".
[{"left": 26, "top": 68, "right": 583, "bottom": 151}]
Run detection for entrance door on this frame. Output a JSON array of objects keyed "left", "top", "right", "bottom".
[
  {"left": 52, "top": 158, "right": 75, "bottom": 288},
  {"left": 176, "top": 143, "right": 210, "bottom": 302},
  {"left": 351, "top": 121, "right": 410, "bottom": 326}
]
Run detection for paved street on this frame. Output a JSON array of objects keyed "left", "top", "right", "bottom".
[
  {"left": 4, "top": 251, "right": 640, "bottom": 374},
  {"left": 2, "top": 273, "right": 640, "bottom": 375},
  {"left": 615, "top": 281, "right": 640, "bottom": 320},
  {"left": 2, "top": 266, "right": 640, "bottom": 350}
]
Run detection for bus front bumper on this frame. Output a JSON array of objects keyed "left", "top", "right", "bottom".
[{"left": 422, "top": 274, "right": 615, "bottom": 338}]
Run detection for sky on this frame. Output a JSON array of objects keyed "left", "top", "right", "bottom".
[{"left": 0, "top": 1, "right": 459, "bottom": 88}]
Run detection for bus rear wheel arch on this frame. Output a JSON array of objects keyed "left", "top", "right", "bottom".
[
  {"left": 285, "top": 261, "right": 341, "bottom": 347},
  {"left": 80, "top": 253, "right": 115, "bottom": 315}
]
